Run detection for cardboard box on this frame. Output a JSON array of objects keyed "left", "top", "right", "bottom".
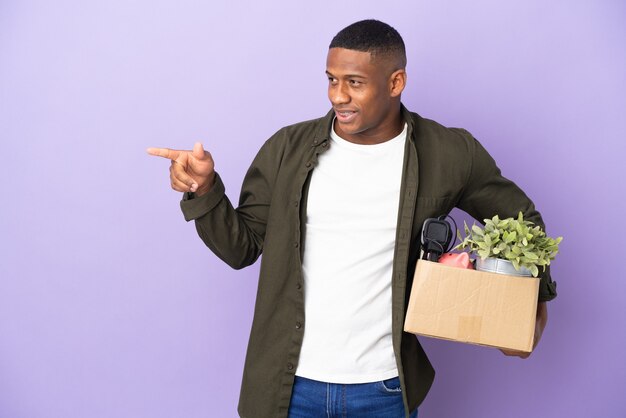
[{"left": 404, "top": 260, "right": 540, "bottom": 352}]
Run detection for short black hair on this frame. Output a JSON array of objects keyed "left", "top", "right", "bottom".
[{"left": 329, "top": 20, "right": 406, "bottom": 68}]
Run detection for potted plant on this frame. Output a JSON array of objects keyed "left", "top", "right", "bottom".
[{"left": 455, "top": 212, "right": 562, "bottom": 277}]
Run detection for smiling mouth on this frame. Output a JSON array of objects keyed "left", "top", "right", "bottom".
[{"left": 335, "top": 109, "right": 357, "bottom": 122}]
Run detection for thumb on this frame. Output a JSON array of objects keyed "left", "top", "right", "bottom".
[{"left": 192, "top": 142, "right": 207, "bottom": 160}]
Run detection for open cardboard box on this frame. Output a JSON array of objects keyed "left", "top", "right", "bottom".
[{"left": 404, "top": 260, "right": 540, "bottom": 352}]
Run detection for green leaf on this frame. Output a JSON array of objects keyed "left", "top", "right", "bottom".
[
  {"left": 497, "top": 218, "right": 510, "bottom": 228},
  {"left": 511, "top": 259, "right": 520, "bottom": 270},
  {"left": 504, "top": 231, "right": 517, "bottom": 243},
  {"left": 471, "top": 225, "right": 484, "bottom": 236}
]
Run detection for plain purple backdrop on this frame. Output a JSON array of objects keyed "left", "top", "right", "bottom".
[{"left": 1, "top": 1, "right": 625, "bottom": 417}]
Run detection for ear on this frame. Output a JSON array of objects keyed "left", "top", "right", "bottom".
[{"left": 389, "top": 69, "right": 407, "bottom": 98}]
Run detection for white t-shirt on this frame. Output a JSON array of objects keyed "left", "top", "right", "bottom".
[{"left": 295, "top": 122, "right": 407, "bottom": 383}]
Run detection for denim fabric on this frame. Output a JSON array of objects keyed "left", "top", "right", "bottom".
[{"left": 287, "top": 376, "right": 418, "bottom": 418}]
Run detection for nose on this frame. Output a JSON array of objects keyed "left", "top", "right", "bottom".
[{"left": 329, "top": 82, "right": 350, "bottom": 106}]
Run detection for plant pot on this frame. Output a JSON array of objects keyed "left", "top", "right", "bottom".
[{"left": 475, "top": 257, "right": 532, "bottom": 277}]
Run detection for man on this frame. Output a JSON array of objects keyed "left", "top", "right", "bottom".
[{"left": 148, "top": 20, "right": 556, "bottom": 418}]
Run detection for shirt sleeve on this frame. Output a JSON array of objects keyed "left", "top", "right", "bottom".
[
  {"left": 179, "top": 135, "right": 282, "bottom": 270},
  {"left": 455, "top": 130, "right": 558, "bottom": 302}
]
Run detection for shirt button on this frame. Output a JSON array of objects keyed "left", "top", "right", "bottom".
[
  {"left": 296, "top": 283, "right": 302, "bottom": 290},
  {"left": 313, "top": 139, "right": 319, "bottom": 145},
  {"left": 305, "top": 162, "right": 312, "bottom": 168},
  {"left": 293, "top": 201, "right": 299, "bottom": 207},
  {"left": 287, "top": 363, "right": 294, "bottom": 370},
  {"left": 295, "top": 322, "right": 302, "bottom": 329},
  {"left": 321, "top": 142, "right": 328, "bottom": 148},
  {"left": 294, "top": 242, "right": 299, "bottom": 248}
]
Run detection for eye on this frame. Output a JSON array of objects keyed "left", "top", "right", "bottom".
[
  {"left": 349, "top": 79, "right": 362, "bottom": 86},
  {"left": 327, "top": 76, "right": 337, "bottom": 84}
]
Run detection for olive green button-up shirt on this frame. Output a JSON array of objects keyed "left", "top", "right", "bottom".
[{"left": 180, "top": 105, "right": 557, "bottom": 418}]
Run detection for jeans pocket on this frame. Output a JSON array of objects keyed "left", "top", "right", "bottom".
[{"left": 378, "top": 377, "right": 402, "bottom": 394}]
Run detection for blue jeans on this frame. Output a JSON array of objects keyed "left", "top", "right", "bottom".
[{"left": 287, "top": 376, "right": 418, "bottom": 418}]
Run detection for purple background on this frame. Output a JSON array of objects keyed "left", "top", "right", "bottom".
[{"left": 1, "top": 1, "right": 625, "bottom": 417}]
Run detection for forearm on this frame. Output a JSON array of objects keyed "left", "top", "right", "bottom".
[{"left": 181, "top": 173, "right": 264, "bottom": 269}]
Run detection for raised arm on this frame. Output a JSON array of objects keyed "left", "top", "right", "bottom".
[{"left": 148, "top": 138, "right": 280, "bottom": 270}]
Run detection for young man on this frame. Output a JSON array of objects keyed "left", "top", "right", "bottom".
[{"left": 148, "top": 20, "right": 556, "bottom": 418}]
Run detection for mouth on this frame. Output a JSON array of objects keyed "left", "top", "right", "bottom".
[{"left": 334, "top": 109, "right": 358, "bottom": 123}]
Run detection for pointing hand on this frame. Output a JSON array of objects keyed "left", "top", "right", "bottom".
[{"left": 147, "top": 142, "right": 216, "bottom": 196}]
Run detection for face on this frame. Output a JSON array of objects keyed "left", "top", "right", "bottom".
[{"left": 326, "top": 47, "right": 405, "bottom": 144}]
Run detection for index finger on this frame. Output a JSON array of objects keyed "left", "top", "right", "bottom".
[{"left": 146, "top": 147, "right": 182, "bottom": 161}]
